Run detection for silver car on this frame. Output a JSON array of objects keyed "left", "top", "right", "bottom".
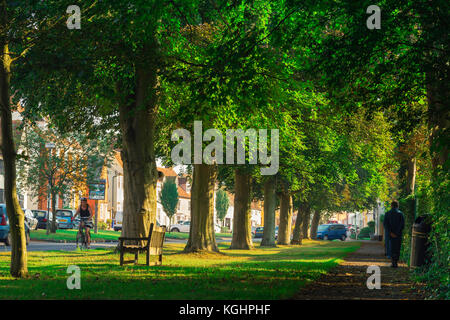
[{"left": 23, "top": 208, "right": 38, "bottom": 230}]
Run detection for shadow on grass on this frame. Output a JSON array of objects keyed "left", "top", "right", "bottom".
[{"left": 0, "top": 240, "right": 360, "bottom": 299}]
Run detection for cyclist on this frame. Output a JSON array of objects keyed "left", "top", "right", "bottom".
[{"left": 72, "top": 197, "right": 94, "bottom": 249}]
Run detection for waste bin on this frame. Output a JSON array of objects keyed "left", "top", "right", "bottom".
[{"left": 410, "top": 215, "right": 431, "bottom": 267}]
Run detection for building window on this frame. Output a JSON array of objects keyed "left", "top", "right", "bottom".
[
  {"left": 0, "top": 189, "right": 4, "bottom": 203},
  {"left": 0, "top": 160, "right": 4, "bottom": 175},
  {"left": 18, "top": 194, "right": 24, "bottom": 208}
]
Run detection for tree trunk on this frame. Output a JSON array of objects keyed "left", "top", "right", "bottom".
[
  {"left": 292, "top": 201, "right": 309, "bottom": 245},
  {"left": 301, "top": 203, "right": 311, "bottom": 239},
  {"left": 0, "top": 21, "right": 28, "bottom": 277},
  {"left": 261, "top": 176, "right": 276, "bottom": 247},
  {"left": 119, "top": 58, "right": 159, "bottom": 244},
  {"left": 277, "top": 191, "right": 292, "bottom": 245},
  {"left": 310, "top": 210, "right": 321, "bottom": 240},
  {"left": 184, "top": 163, "right": 218, "bottom": 252},
  {"left": 405, "top": 157, "right": 416, "bottom": 236},
  {"left": 426, "top": 75, "right": 449, "bottom": 170},
  {"left": 50, "top": 191, "right": 57, "bottom": 233},
  {"left": 230, "top": 169, "right": 253, "bottom": 249}
]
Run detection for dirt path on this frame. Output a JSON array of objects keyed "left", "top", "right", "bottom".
[{"left": 292, "top": 241, "right": 427, "bottom": 300}]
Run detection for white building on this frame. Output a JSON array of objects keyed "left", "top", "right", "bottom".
[{"left": 220, "top": 192, "right": 263, "bottom": 231}]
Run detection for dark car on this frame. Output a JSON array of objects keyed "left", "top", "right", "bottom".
[
  {"left": 0, "top": 204, "right": 30, "bottom": 246},
  {"left": 254, "top": 227, "right": 264, "bottom": 238},
  {"left": 32, "top": 210, "right": 54, "bottom": 230},
  {"left": 253, "top": 226, "right": 278, "bottom": 239},
  {"left": 316, "top": 224, "right": 347, "bottom": 241}
]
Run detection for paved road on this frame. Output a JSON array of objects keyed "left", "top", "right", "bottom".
[{"left": 0, "top": 237, "right": 254, "bottom": 252}]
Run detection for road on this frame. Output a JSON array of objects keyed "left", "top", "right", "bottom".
[{"left": 0, "top": 237, "right": 260, "bottom": 252}]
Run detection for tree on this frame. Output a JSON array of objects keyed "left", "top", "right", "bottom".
[
  {"left": 291, "top": 200, "right": 310, "bottom": 244},
  {"left": 277, "top": 183, "right": 293, "bottom": 245},
  {"left": 230, "top": 169, "right": 253, "bottom": 249},
  {"left": 215, "top": 189, "right": 229, "bottom": 227},
  {"left": 159, "top": 179, "right": 179, "bottom": 232},
  {"left": 260, "top": 175, "right": 277, "bottom": 246},
  {"left": 185, "top": 163, "right": 218, "bottom": 252},
  {"left": 17, "top": 124, "right": 111, "bottom": 233},
  {"left": 0, "top": 0, "right": 51, "bottom": 277}
]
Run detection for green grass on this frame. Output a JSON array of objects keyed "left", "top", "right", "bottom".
[
  {"left": 30, "top": 229, "right": 198, "bottom": 241},
  {"left": 0, "top": 240, "right": 360, "bottom": 299},
  {"left": 30, "top": 229, "right": 120, "bottom": 242}
]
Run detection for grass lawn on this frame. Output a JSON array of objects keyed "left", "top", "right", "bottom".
[
  {"left": 30, "top": 229, "right": 197, "bottom": 241},
  {"left": 0, "top": 240, "right": 360, "bottom": 299}
]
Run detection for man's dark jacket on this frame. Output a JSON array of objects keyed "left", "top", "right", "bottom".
[{"left": 383, "top": 208, "right": 405, "bottom": 236}]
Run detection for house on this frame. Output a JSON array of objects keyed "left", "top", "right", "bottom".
[
  {"left": 220, "top": 192, "right": 263, "bottom": 231},
  {"left": 105, "top": 151, "right": 124, "bottom": 222},
  {"left": 176, "top": 175, "right": 191, "bottom": 223}
]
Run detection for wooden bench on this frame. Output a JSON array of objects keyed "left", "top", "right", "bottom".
[{"left": 118, "top": 223, "right": 166, "bottom": 266}]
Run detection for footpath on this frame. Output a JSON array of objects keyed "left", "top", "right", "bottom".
[{"left": 293, "top": 241, "right": 427, "bottom": 299}]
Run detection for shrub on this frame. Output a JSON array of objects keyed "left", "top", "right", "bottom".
[
  {"left": 220, "top": 226, "right": 230, "bottom": 233},
  {"left": 368, "top": 221, "right": 375, "bottom": 233},
  {"left": 359, "top": 227, "right": 371, "bottom": 238},
  {"left": 97, "top": 221, "right": 109, "bottom": 230}
]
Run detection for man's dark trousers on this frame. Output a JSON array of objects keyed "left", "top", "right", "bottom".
[{"left": 390, "top": 236, "right": 402, "bottom": 265}]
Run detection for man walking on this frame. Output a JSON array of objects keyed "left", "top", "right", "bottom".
[{"left": 383, "top": 200, "right": 405, "bottom": 268}]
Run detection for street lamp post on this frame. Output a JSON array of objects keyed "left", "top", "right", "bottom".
[{"left": 45, "top": 143, "right": 55, "bottom": 234}]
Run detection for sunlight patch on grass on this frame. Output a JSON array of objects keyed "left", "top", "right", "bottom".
[{"left": 0, "top": 240, "right": 360, "bottom": 299}]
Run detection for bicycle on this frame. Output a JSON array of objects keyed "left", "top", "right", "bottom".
[{"left": 76, "top": 218, "right": 92, "bottom": 250}]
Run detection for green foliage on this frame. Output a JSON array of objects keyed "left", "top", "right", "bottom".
[
  {"left": 16, "top": 124, "right": 111, "bottom": 206},
  {"left": 417, "top": 169, "right": 450, "bottom": 299},
  {"left": 97, "top": 221, "right": 110, "bottom": 231},
  {"left": 367, "top": 221, "right": 375, "bottom": 233},
  {"left": 215, "top": 189, "right": 229, "bottom": 222},
  {"left": 160, "top": 179, "right": 179, "bottom": 223},
  {"left": 358, "top": 227, "right": 371, "bottom": 238}
]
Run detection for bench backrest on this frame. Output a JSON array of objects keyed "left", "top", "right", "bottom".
[{"left": 149, "top": 224, "right": 166, "bottom": 255}]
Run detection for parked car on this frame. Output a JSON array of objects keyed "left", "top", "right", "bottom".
[
  {"left": 0, "top": 204, "right": 30, "bottom": 246},
  {"left": 316, "top": 224, "right": 347, "bottom": 241},
  {"left": 32, "top": 210, "right": 54, "bottom": 229},
  {"left": 170, "top": 220, "right": 190, "bottom": 233},
  {"left": 55, "top": 209, "right": 76, "bottom": 229},
  {"left": 23, "top": 208, "right": 38, "bottom": 230},
  {"left": 113, "top": 211, "right": 123, "bottom": 231},
  {"left": 254, "top": 226, "right": 264, "bottom": 238}
]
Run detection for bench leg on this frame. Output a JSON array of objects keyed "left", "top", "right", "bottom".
[
  {"left": 120, "top": 249, "right": 124, "bottom": 266},
  {"left": 146, "top": 250, "right": 150, "bottom": 266},
  {"left": 158, "top": 254, "right": 162, "bottom": 266},
  {"left": 134, "top": 252, "right": 139, "bottom": 265}
]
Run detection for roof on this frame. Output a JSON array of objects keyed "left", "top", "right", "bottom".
[
  {"left": 177, "top": 186, "right": 190, "bottom": 199},
  {"left": 157, "top": 167, "right": 177, "bottom": 177}
]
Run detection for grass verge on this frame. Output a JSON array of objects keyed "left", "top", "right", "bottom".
[
  {"left": 30, "top": 229, "right": 199, "bottom": 241},
  {"left": 0, "top": 240, "right": 360, "bottom": 299}
]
